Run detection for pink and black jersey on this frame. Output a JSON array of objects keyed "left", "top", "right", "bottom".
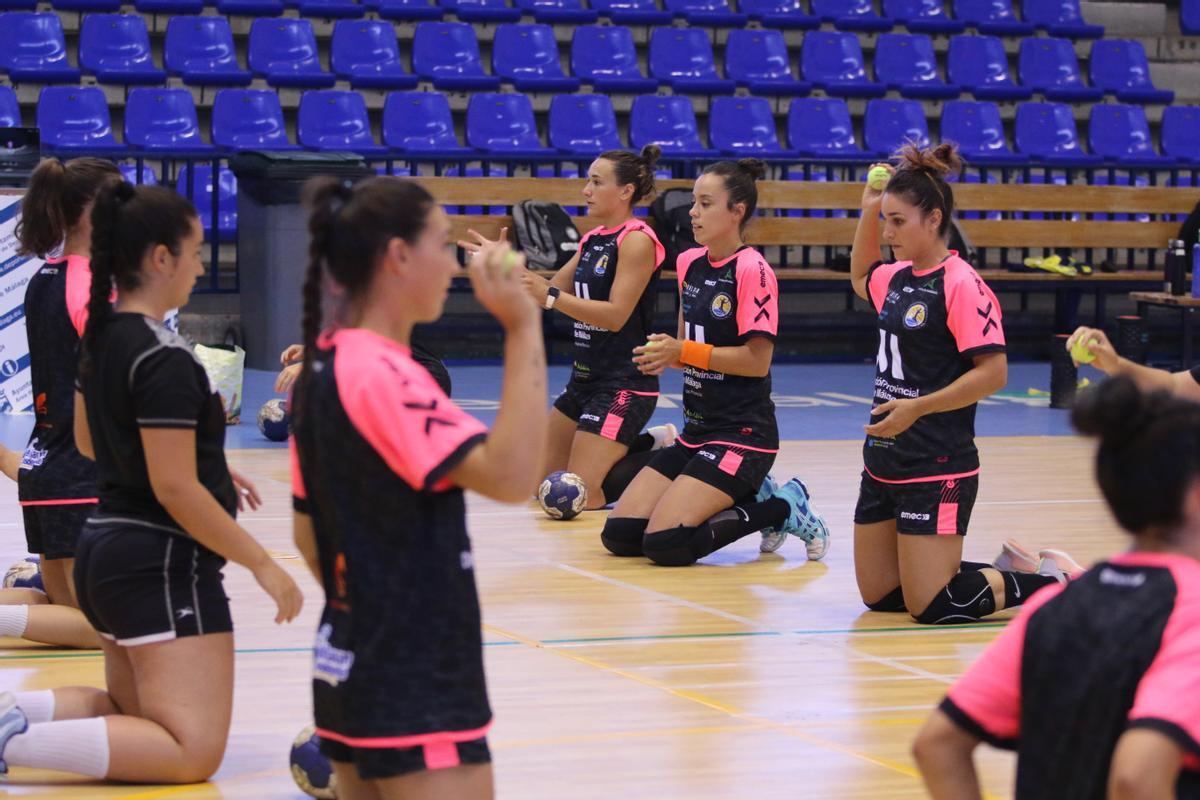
[
  {"left": 18, "top": 256, "right": 97, "bottom": 504},
  {"left": 290, "top": 328, "right": 493, "bottom": 746},
  {"left": 943, "top": 551, "right": 1200, "bottom": 799},
  {"left": 676, "top": 246, "right": 780, "bottom": 450},
  {"left": 569, "top": 220, "right": 665, "bottom": 390},
  {"left": 864, "top": 253, "right": 1005, "bottom": 482}
]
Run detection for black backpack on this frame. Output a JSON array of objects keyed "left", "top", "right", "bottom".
[
  {"left": 513, "top": 201, "right": 581, "bottom": 270},
  {"left": 650, "top": 188, "right": 698, "bottom": 270},
  {"left": 1179, "top": 198, "right": 1200, "bottom": 250}
]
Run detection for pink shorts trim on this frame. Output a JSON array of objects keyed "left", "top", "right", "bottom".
[
  {"left": 423, "top": 741, "right": 460, "bottom": 770},
  {"left": 717, "top": 450, "right": 744, "bottom": 476},
  {"left": 676, "top": 436, "right": 779, "bottom": 454},
  {"left": 864, "top": 467, "right": 980, "bottom": 485},
  {"left": 314, "top": 722, "right": 491, "bottom": 750},
  {"left": 625, "top": 390, "right": 660, "bottom": 397},
  {"left": 600, "top": 412, "right": 625, "bottom": 441},
  {"left": 19, "top": 498, "right": 99, "bottom": 507},
  {"left": 937, "top": 502, "right": 959, "bottom": 535}
]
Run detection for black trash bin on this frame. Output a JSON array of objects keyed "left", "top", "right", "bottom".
[{"left": 230, "top": 151, "right": 373, "bottom": 369}]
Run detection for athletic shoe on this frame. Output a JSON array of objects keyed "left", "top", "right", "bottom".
[
  {"left": 647, "top": 423, "right": 677, "bottom": 451},
  {"left": 993, "top": 539, "right": 1039, "bottom": 573},
  {"left": 772, "top": 478, "right": 831, "bottom": 561},
  {"left": 756, "top": 475, "right": 785, "bottom": 553},
  {"left": 0, "top": 692, "right": 28, "bottom": 775},
  {"left": 1037, "top": 549, "right": 1085, "bottom": 583}
]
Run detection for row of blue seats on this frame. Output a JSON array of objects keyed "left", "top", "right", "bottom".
[
  {"left": 1186, "top": 0, "right": 1200, "bottom": 35},
  {"left": 0, "top": 0, "right": 1105, "bottom": 39},
  {"left": 0, "top": 14, "right": 1172, "bottom": 105},
  {"left": 7, "top": 83, "right": 1197, "bottom": 166}
]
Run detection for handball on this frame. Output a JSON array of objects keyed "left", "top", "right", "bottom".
[
  {"left": 2, "top": 556, "right": 42, "bottom": 592},
  {"left": 538, "top": 471, "right": 588, "bottom": 520},
  {"left": 289, "top": 726, "right": 337, "bottom": 799},
  {"left": 867, "top": 166, "right": 891, "bottom": 191},
  {"left": 257, "top": 398, "right": 291, "bottom": 442}
]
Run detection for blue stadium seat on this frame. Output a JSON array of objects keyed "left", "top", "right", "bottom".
[
  {"left": 1014, "top": 101, "right": 1101, "bottom": 164},
  {"left": 1018, "top": 37, "right": 1102, "bottom": 102},
  {"left": 663, "top": 0, "right": 747, "bottom": 27},
  {"left": 0, "top": 86, "right": 20, "bottom": 126},
  {"left": 1089, "top": 103, "right": 1175, "bottom": 167},
  {"left": 51, "top": 0, "right": 120, "bottom": 12},
  {"left": 1185, "top": 0, "right": 1200, "bottom": 35},
  {"left": 710, "top": 96, "right": 794, "bottom": 157},
  {"left": 298, "top": 0, "right": 364, "bottom": 16},
  {"left": 1022, "top": 0, "right": 1103, "bottom": 38},
  {"left": 36, "top": 86, "right": 125, "bottom": 153},
  {"left": 382, "top": 91, "right": 471, "bottom": 155},
  {"left": 571, "top": 26, "right": 658, "bottom": 93},
  {"left": 864, "top": 98, "right": 930, "bottom": 157},
  {"left": 800, "top": 30, "right": 886, "bottom": 98},
  {"left": 725, "top": 29, "right": 810, "bottom": 96},
  {"left": 1162, "top": 106, "right": 1200, "bottom": 164},
  {"left": 940, "top": 100, "right": 1022, "bottom": 164},
  {"left": 946, "top": 33, "right": 1031, "bottom": 101},
  {"left": 216, "top": 0, "right": 283, "bottom": 15},
  {"left": 212, "top": 89, "right": 298, "bottom": 150},
  {"left": 649, "top": 28, "right": 735, "bottom": 95},
  {"left": 119, "top": 163, "right": 159, "bottom": 185},
  {"left": 445, "top": 0, "right": 521, "bottom": 22},
  {"left": 166, "top": 17, "right": 252, "bottom": 87},
  {"left": 0, "top": 13, "right": 81, "bottom": 83},
  {"left": 80, "top": 14, "right": 167, "bottom": 86},
  {"left": 298, "top": 90, "right": 388, "bottom": 155},
  {"left": 0, "top": 0, "right": 36, "bottom": 9},
  {"left": 1089, "top": 40, "right": 1174, "bottom": 105},
  {"left": 493, "top": 24, "right": 581, "bottom": 92},
  {"left": 874, "top": 32, "right": 961, "bottom": 99},
  {"left": 412, "top": 22, "right": 501, "bottom": 91},
  {"left": 124, "top": 88, "right": 214, "bottom": 155},
  {"left": 331, "top": 20, "right": 418, "bottom": 89},
  {"left": 953, "top": 0, "right": 1033, "bottom": 34},
  {"left": 811, "top": 0, "right": 894, "bottom": 31},
  {"left": 466, "top": 93, "right": 551, "bottom": 156},
  {"left": 738, "top": 0, "right": 818, "bottom": 29},
  {"left": 549, "top": 94, "right": 623, "bottom": 155},
  {"left": 629, "top": 95, "right": 716, "bottom": 158},
  {"left": 177, "top": 165, "right": 237, "bottom": 242},
  {"left": 377, "top": 0, "right": 443, "bottom": 19},
  {"left": 135, "top": 0, "right": 203, "bottom": 14},
  {"left": 515, "top": 0, "right": 597, "bottom": 23},
  {"left": 590, "top": 0, "right": 671, "bottom": 24},
  {"left": 787, "top": 97, "right": 867, "bottom": 156},
  {"left": 249, "top": 19, "right": 336, "bottom": 88},
  {"left": 882, "top": 0, "right": 965, "bottom": 33}
]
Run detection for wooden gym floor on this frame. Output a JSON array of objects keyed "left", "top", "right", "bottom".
[{"left": 0, "top": 434, "right": 1124, "bottom": 799}]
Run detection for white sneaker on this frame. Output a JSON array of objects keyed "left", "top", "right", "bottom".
[
  {"left": 1037, "top": 549, "right": 1085, "bottom": 583},
  {"left": 993, "top": 539, "right": 1039, "bottom": 573},
  {"left": 755, "top": 475, "right": 785, "bottom": 553}
]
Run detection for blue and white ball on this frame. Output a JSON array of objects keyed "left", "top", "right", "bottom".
[
  {"left": 538, "top": 471, "right": 588, "bottom": 520},
  {"left": 257, "top": 398, "right": 291, "bottom": 442},
  {"left": 3, "top": 556, "right": 42, "bottom": 592},
  {"left": 289, "top": 726, "right": 336, "bottom": 799}
]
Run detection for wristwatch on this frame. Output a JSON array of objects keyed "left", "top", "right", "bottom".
[{"left": 545, "top": 286, "right": 561, "bottom": 310}]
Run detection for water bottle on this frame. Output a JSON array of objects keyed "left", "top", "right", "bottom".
[{"left": 1167, "top": 239, "right": 1188, "bottom": 295}]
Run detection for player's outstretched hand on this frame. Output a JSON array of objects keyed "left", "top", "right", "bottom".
[
  {"left": 861, "top": 162, "right": 895, "bottom": 212},
  {"left": 864, "top": 398, "right": 921, "bottom": 438},
  {"left": 1066, "top": 326, "right": 1119, "bottom": 372},
  {"left": 275, "top": 363, "right": 302, "bottom": 394},
  {"left": 280, "top": 344, "right": 304, "bottom": 367},
  {"left": 253, "top": 559, "right": 303, "bottom": 624},
  {"left": 634, "top": 333, "right": 682, "bottom": 376},
  {"left": 470, "top": 242, "right": 538, "bottom": 331},
  {"left": 457, "top": 227, "right": 509, "bottom": 256}
]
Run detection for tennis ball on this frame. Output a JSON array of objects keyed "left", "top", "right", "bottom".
[
  {"left": 1070, "top": 337, "right": 1097, "bottom": 365},
  {"left": 867, "top": 166, "right": 891, "bottom": 191},
  {"left": 502, "top": 250, "right": 519, "bottom": 275},
  {"left": 644, "top": 339, "right": 661, "bottom": 350}
]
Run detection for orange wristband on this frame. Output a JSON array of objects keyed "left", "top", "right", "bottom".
[{"left": 680, "top": 340, "right": 714, "bottom": 370}]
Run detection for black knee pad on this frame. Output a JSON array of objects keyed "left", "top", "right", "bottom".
[
  {"left": 642, "top": 525, "right": 702, "bottom": 567},
  {"left": 864, "top": 586, "right": 907, "bottom": 612},
  {"left": 914, "top": 570, "right": 995, "bottom": 625},
  {"left": 600, "top": 517, "right": 648, "bottom": 557}
]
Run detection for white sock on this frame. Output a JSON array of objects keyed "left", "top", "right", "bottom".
[
  {"left": 0, "top": 605, "right": 29, "bottom": 638},
  {"left": 13, "top": 690, "right": 55, "bottom": 724},
  {"left": 5, "top": 717, "right": 110, "bottom": 778}
]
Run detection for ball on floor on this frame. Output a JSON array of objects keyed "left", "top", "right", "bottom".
[
  {"left": 257, "top": 398, "right": 291, "bottom": 442},
  {"left": 3, "top": 556, "right": 42, "bottom": 592},
  {"left": 290, "top": 726, "right": 336, "bottom": 799},
  {"left": 538, "top": 471, "right": 587, "bottom": 521}
]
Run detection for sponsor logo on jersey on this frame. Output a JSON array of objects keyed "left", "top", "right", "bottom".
[
  {"left": 710, "top": 293, "right": 733, "bottom": 320},
  {"left": 20, "top": 438, "right": 46, "bottom": 469},
  {"left": 903, "top": 302, "right": 928, "bottom": 329},
  {"left": 1099, "top": 567, "right": 1146, "bottom": 588},
  {"left": 594, "top": 254, "right": 609, "bottom": 276}
]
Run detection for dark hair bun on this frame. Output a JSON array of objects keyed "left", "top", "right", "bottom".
[
  {"left": 895, "top": 141, "right": 963, "bottom": 179},
  {"left": 640, "top": 144, "right": 662, "bottom": 172},
  {"left": 1072, "top": 376, "right": 1154, "bottom": 447},
  {"left": 736, "top": 158, "right": 767, "bottom": 182}
]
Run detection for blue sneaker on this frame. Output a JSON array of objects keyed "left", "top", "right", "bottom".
[
  {"left": 756, "top": 475, "right": 786, "bottom": 553},
  {"left": 0, "top": 692, "right": 28, "bottom": 775},
  {"left": 773, "top": 478, "right": 831, "bottom": 560}
]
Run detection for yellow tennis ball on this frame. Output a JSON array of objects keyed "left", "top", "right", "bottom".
[
  {"left": 867, "top": 166, "right": 891, "bottom": 191},
  {"left": 1071, "top": 337, "right": 1097, "bottom": 365},
  {"left": 502, "top": 250, "right": 519, "bottom": 275},
  {"left": 644, "top": 339, "right": 661, "bottom": 350}
]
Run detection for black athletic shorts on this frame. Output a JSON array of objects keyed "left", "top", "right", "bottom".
[
  {"left": 647, "top": 440, "right": 775, "bottom": 502},
  {"left": 553, "top": 382, "right": 658, "bottom": 447},
  {"left": 854, "top": 472, "right": 979, "bottom": 536},
  {"left": 321, "top": 736, "right": 491, "bottom": 781},
  {"left": 22, "top": 502, "right": 94, "bottom": 560},
  {"left": 74, "top": 520, "right": 232, "bottom": 646}
]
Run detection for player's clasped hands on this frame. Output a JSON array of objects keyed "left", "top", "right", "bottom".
[
  {"left": 469, "top": 241, "right": 538, "bottom": 330},
  {"left": 864, "top": 397, "right": 922, "bottom": 438},
  {"left": 633, "top": 332, "right": 682, "bottom": 376}
]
